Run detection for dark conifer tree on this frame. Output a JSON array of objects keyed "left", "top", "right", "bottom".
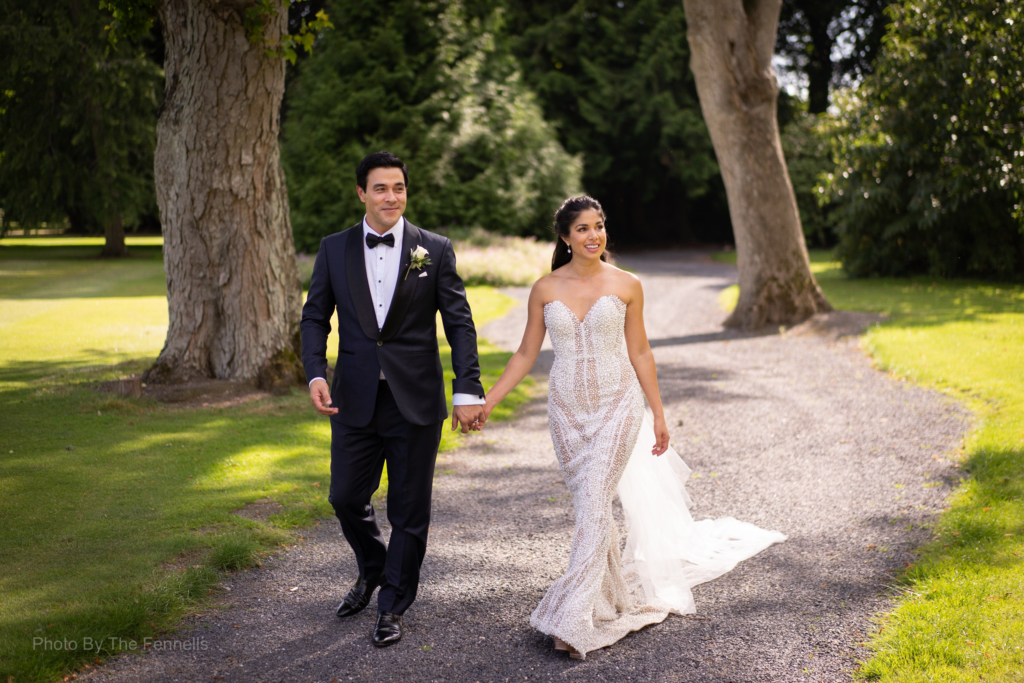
[
  {"left": 506, "top": 0, "right": 729, "bottom": 246},
  {"left": 0, "top": 1, "right": 160, "bottom": 255},
  {"left": 283, "top": 0, "right": 581, "bottom": 253}
]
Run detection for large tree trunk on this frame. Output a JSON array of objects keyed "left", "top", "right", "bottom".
[
  {"left": 101, "top": 212, "right": 129, "bottom": 257},
  {"left": 145, "top": 0, "right": 303, "bottom": 390},
  {"left": 681, "top": 0, "right": 831, "bottom": 330}
]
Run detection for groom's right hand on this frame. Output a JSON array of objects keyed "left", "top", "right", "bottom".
[{"left": 309, "top": 379, "right": 339, "bottom": 416}]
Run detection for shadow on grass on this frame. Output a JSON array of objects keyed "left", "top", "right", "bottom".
[
  {"left": 817, "top": 273, "right": 1024, "bottom": 329},
  {"left": 0, "top": 355, "right": 154, "bottom": 384},
  {"left": 856, "top": 443, "right": 1024, "bottom": 681},
  {"left": 1, "top": 342, "right": 527, "bottom": 682},
  {"left": 907, "top": 443, "right": 1024, "bottom": 576},
  {"left": 0, "top": 259, "right": 167, "bottom": 299},
  {"left": 0, "top": 363, "right": 337, "bottom": 682},
  {"left": 707, "top": 250, "right": 1024, "bottom": 330},
  {"left": 0, "top": 243, "right": 164, "bottom": 262}
]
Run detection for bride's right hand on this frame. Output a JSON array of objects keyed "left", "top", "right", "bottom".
[{"left": 651, "top": 414, "right": 670, "bottom": 456}]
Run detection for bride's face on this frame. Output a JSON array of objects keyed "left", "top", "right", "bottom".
[{"left": 563, "top": 209, "right": 606, "bottom": 262}]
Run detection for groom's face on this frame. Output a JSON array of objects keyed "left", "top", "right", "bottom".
[{"left": 357, "top": 167, "right": 407, "bottom": 233}]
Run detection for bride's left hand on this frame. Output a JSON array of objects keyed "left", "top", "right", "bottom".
[{"left": 652, "top": 415, "right": 669, "bottom": 456}]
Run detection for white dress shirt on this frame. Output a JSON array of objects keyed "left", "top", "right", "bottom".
[
  {"left": 309, "top": 216, "right": 484, "bottom": 407},
  {"left": 364, "top": 217, "right": 404, "bottom": 333}
]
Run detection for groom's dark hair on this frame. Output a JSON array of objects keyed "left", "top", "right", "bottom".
[{"left": 356, "top": 151, "right": 409, "bottom": 191}]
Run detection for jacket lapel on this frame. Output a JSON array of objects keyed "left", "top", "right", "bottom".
[
  {"left": 379, "top": 221, "right": 422, "bottom": 341},
  {"left": 345, "top": 224, "right": 380, "bottom": 340}
]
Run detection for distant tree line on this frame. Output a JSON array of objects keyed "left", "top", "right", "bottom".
[
  {"left": 283, "top": 0, "right": 732, "bottom": 251},
  {"left": 1, "top": 0, "right": 1020, "bottom": 277}
]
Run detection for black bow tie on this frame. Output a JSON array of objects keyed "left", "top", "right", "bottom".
[{"left": 366, "top": 232, "right": 395, "bottom": 249}]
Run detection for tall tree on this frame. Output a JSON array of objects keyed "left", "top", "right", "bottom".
[
  {"left": 0, "top": 0, "right": 159, "bottom": 255},
  {"left": 506, "top": 0, "right": 729, "bottom": 246},
  {"left": 102, "top": 0, "right": 330, "bottom": 387},
  {"left": 775, "top": 0, "right": 889, "bottom": 113},
  {"left": 681, "top": 0, "right": 831, "bottom": 329}
]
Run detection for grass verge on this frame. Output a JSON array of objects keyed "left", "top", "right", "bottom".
[
  {"left": 0, "top": 237, "right": 531, "bottom": 682},
  {"left": 716, "top": 250, "right": 1024, "bottom": 681}
]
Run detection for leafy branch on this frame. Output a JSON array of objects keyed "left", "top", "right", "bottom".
[
  {"left": 99, "top": 0, "right": 333, "bottom": 64},
  {"left": 245, "top": 0, "right": 334, "bottom": 65}
]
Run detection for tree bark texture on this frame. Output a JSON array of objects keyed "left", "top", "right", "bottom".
[
  {"left": 681, "top": 0, "right": 831, "bottom": 329},
  {"left": 146, "top": 0, "right": 304, "bottom": 389}
]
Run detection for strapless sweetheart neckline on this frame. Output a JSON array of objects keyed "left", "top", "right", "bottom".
[{"left": 543, "top": 294, "right": 624, "bottom": 325}]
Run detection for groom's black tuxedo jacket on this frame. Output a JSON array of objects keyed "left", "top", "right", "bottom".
[{"left": 300, "top": 220, "right": 484, "bottom": 427}]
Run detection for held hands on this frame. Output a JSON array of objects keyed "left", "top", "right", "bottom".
[
  {"left": 309, "top": 379, "right": 338, "bottom": 416},
  {"left": 452, "top": 404, "right": 486, "bottom": 433},
  {"left": 652, "top": 414, "right": 670, "bottom": 456},
  {"left": 454, "top": 399, "right": 497, "bottom": 434}
]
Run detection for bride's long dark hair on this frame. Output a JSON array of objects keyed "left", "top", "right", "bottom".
[{"left": 550, "top": 195, "right": 610, "bottom": 271}]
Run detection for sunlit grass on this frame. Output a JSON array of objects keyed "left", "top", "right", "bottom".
[
  {"left": 715, "top": 250, "right": 1024, "bottom": 681},
  {"left": 0, "top": 237, "right": 529, "bottom": 682},
  {"left": 0, "top": 236, "right": 165, "bottom": 248}
]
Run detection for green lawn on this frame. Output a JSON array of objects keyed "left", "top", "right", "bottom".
[
  {"left": 716, "top": 251, "right": 1024, "bottom": 681},
  {"left": 0, "top": 237, "right": 530, "bottom": 683}
]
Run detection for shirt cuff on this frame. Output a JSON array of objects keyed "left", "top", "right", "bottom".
[
  {"left": 452, "top": 392, "right": 485, "bottom": 406},
  {"left": 308, "top": 377, "right": 327, "bottom": 388}
]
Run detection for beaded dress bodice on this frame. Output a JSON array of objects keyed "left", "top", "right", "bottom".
[{"left": 545, "top": 295, "right": 632, "bottom": 359}]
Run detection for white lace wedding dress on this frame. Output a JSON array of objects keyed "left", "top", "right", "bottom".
[{"left": 529, "top": 295, "right": 787, "bottom": 658}]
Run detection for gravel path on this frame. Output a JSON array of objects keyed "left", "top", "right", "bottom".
[{"left": 83, "top": 252, "right": 968, "bottom": 683}]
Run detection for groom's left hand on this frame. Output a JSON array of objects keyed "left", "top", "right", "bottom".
[{"left": 452, "top": 405, "right": 486, "bottom": 433}]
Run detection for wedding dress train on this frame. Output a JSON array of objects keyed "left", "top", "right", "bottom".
[{"left": 529, "top": 295, "right": 786, "bottom": 657}]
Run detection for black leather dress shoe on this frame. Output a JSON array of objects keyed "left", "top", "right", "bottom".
[
  {"left": 372, "top": 612, "right": 403, "bottom": 647},
  {"left": 335, "top": 573, "right": 384, "bottom": 618}
]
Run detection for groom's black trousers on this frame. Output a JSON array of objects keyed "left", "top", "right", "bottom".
[{"left": 329, "top": 380, "right": 443, "bottom": 616}]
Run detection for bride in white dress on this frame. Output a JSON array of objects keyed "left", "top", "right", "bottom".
[{"left": 481, "top": 196, "right": 786, "bottom": 659}]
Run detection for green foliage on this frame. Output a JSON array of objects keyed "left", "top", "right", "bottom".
[
  {"left": 98, "top": 0, "right": 157, "bottom": 45},
  {"left": 246, "top": 1, "right": 335, "bottom": 64},
  {"left": 0, "top": 1, "right": 160, "bottom": 235},
  {"left": 282, "top": 0, "right": 581, "bottom": 253},
  {"left": 506, "top": 0, "right": 727, "bottom": 245},
  {"left": 823, "top": 0, "right": 1024, "bottom": 279},
  {"left": 780, "top": 107, "right": 839, "bottom": 247},
  {"left": 102, "top": 0, "right": 334, "bottom": 65}
]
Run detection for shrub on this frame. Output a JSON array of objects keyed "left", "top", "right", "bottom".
[
  {"left": 822, "top": 0, "right": 1024, "bottom": 278},
  {"left": 781, "top": 108, "right": 839, "bottom": 248}
]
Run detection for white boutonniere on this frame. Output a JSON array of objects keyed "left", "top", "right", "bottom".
[{"left": 405, "top": 245, "right": 432, "bottom": 280}]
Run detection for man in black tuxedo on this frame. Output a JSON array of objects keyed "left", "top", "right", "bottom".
[{"left": 301, "top": 152, "right": 487, "bottom": 647}]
